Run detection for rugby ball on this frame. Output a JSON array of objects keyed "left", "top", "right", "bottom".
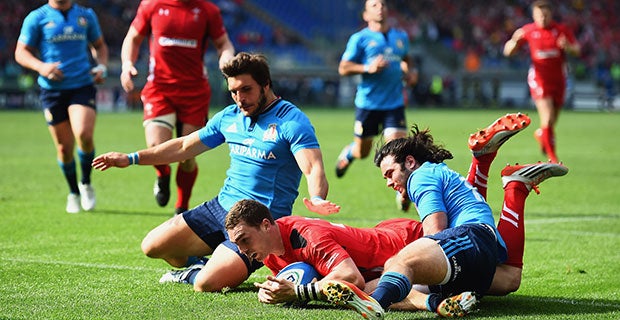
[{"left": 275, "top": 262, "right": 320, "bottom": 285}]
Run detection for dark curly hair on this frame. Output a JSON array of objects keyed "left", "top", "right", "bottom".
[{"left": 374, "top": 124, "right": 453, "bottom": 168}]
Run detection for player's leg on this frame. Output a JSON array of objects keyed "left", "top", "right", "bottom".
[
  {"left": 141, "top": 212, "right": 213, "bottom": 268},
  {"left": 336, "top": 108, "right": 378, "bottom": 178},
  {"left": 173, "top": 89, "right": 208, "bottom": 214},
  {"left": 466, "top": 113, "right": 531, "bottom": 199},
  {"left": 533, "top": 97, "right": 558, "bottom": 163},
  {"left": 487, "top": 162, "right": 569, "bottom": 295},
  {"left": 192, "top": 241, "right": 262, "bottom": 292},
  {"left": 144, "top": 118, "right": 174, "bottom": 207},
  {"left": 174, "top": 121, "right": 201, "bottom": 215},
  {"left": 67, "top": 88, "right": 98, "bottom": 211},
  {"left": 42, "top": 89, "right": 80, "bottom": 213}
]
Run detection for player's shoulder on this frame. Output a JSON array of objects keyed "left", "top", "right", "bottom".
[{"left": 272, "top": 99, "right": 306, "bottom": 120}]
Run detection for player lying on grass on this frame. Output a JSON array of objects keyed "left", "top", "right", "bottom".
[
  {"left": 321, "top": 113, "right": 568, "bottom": 318},
  {"left": 226, "top": 114, "right": 568, "bottom": 318}
]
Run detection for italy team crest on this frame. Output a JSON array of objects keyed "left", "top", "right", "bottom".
[{"left": 263, "top": 124, "right": 278, "bottom": 142}]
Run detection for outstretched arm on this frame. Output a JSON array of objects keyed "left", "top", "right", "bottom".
[
  {"left": 294, "top": 148, "right": 340, "bottom": 215},
  {"left": 92, "top": 131, "right": 210, "bottom": 171}
]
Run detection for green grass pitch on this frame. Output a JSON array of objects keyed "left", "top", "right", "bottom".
[{"left": 1, "top": 107, "right": 618, "bottom": 319}]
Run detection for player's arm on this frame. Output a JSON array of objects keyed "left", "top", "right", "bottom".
[
  {"left": 14, "top": 41, "right": 62, "bottom": 81},
  {"left": 401, "top": 55, "right": 418, "bottom": 87},
  {"left": 421, "top": 211, "right": 448, "bottom": 235},
  {"left": 89, "top": 36, "right": 109, "bottom": 84},
  {"left": 119, "top": 26, "right": 144, "bottom": 92},
  {"left": 92, "top": 131, "right": 210, "bottom": 171},
  {"left": 294, "top": 148, "right": 341, "bottom": 215},
  {"left": 212, "top": 32, "right": 235, "bottom": 70},
  {"left": 503, "top": 28, "right": 525, "bottom": 57},
  {"left": 557, "top": 33, "right": 581, "bottom": 57},
  {"left": 255, "top": 257, "right": 364, "bottom": 304},
  {"left": 339, "top": 55, "right": 387, "bottom": 76}
]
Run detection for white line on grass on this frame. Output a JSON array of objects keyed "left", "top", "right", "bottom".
[
  {"left": 523, "top": 296, "right": 620, "bottom": 309},
  {"left": 2, "top": 257, "right": 162, "bottom": 272}
]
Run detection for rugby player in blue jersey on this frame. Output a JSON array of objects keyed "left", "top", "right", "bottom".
[
  {"left": 335, "top": 0, "right": 417, "bottom": 211},
  {"left": 15, "top": 0, "right": 109, "bottom": 213},
  {"left": 93, "top": 52, "right": 340, "bottom": 292}
]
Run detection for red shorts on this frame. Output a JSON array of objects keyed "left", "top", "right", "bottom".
[
  {"left": 527, "top": 67, "right": 566, "bottom": 108},
  {"left": 141, "top": 81, "right": 211, "bottom": 127}
]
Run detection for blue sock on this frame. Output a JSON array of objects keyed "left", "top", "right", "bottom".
[
  {"left": 59, "top": 160, "right": 79, "bottom": 194},
  {"left": 78, "top": 149, "right": 95, "bottom": 185},
  {"left": 346, "top": 142, "right": 355, "bottom": 161},
  {"left": 371, "top": 271, "right": 412, "bottom": 309},
  {"left": 425, "top": 293, "right": 444, "bottom": 312}
]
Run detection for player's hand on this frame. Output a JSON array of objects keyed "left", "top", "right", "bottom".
[
  {"left": 92, "top": 152, "right": 130, "bottom": 171},
  {"left": 90, "top": 64, "right": 107, "bottom": 84},
  {"left": 368, "top": 54, "right": 388, "bottom": 74},
  {"left": 120, "top": 63, "right": 138, "bottom": 92},
  {"left": 254, "top": 275, "right": 296, "bottom": 304},
  {"left": 303, "top": 197, "right": 340, "bottom": 215},
  {"left": 40, "top": 62, "right": 63, "bottom": 82}
]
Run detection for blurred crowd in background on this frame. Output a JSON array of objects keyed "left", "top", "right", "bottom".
[{"left": 2, "top": 0, "right": 619, "bottom": 108}]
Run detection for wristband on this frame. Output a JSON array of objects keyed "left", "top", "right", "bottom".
[
  {"left": 294, "top": 283, "right": 320, "bottom": 301},
  {"left": 363, "top": 64, "right": 369, "bottom": 73},
  {"left": 311, "top": 196, "right": 324, "bottom": 202},
  {"left": 127, "top": 152, "right": 139, "bottom": 165},
  {"left": 91, "top": 64, "right": 107, "bottom": 78}
]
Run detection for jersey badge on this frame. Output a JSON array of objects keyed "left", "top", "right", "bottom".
[
  {"left": 78, "top": 17, "right": 88, "bottom": 27},
  {"left": 263, "top": 124, "right": 278, "bottom": 142}
]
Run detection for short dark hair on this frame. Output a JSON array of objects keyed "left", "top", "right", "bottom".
[
  {"left": 221, "top": 52, "right": 272, "bottom": 87},
  {"left": 225, "top": 199, "right": 275, "bottom": 230},
  {"left": 532, "top": 0, "right": 552, "bottom": 10}
]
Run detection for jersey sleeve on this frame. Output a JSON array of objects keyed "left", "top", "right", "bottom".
[
  {"left": 409, "top": 167, "right": 447, "bottom": 221},
  {"left": 17, "top": 11, "right": 40, "bottom": 47},
  {"left": 205, "top": 2, "right": 227, "bottom": 41},
  {"left": 300, "top": 234, "right": 351, "bottom": 277},
  {"left": 341, "top": 32, "right": 362, "bottom": 63},
  {"left": 197, "top": 108, "right": 226, "bottom": 148},
  {"left": 281, "top": 109, "right": 320, "bottom": 155},
  {"left": 85, "top": 8, "right": 103, "bottom": 43},
  {"left": 131, "top": 0, "right": 152, "bottom": 36}
]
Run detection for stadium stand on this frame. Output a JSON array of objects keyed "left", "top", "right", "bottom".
[{"left": 2, "top": 0, "right": 618, "bottom": 110}]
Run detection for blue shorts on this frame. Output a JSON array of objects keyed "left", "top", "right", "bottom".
[
  {"left": 182, "top": 197, "right": 263, "bottom": 274},
  {"left": 40, "top": 85, "right": 97, "bottom": 125},
  {"left": 353, "top": 106, "right": 407, "bottom": 138},
  {"left": 426, "top": 224, "right": 506, "bottom": 297}
]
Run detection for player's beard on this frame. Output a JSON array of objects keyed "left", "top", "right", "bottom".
[{"left": 251, "top": 88, "right": 268, "bottom": 117}]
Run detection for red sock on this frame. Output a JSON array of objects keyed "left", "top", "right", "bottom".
[
  {"left": 498, "top": 181, "right": 529, "bottom": 268},
  {"left": 175, "top": 166, "right": 198, "bottom": 210},
  {"left": 541, "top": 127, "right": 558, "bottom": 163},
  {"left": 155, "top": 164, "right": 171, "bottom": 177},
  {"left": 466, "top": 151, "right": 496, "bottom": 200}
]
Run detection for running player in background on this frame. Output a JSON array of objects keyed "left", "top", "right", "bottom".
[
  {"left": 335, "top": 0, "right": 416, "bottom": 212},
  {"left": 503, "top": 0, "right": 581, "bottom": 163},
  {"left": 120, "top": 0, "right": 235, "bottom": 214},
  {"left": 15, "top": 0, "right": 109, "bottom": 213}
]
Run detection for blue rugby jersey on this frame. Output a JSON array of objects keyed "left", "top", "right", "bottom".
[
  {"left": 341, "top": 27, "right": 409, "bottom": 110},
  {"left": 198, "top": 99, "right": 320, "bottom": 219},
  {"left": 408, "top": 162, "right": 507, "bottom": 250},
  {"left": 18, "top": 3, "right": 103, "bottom": 90}
]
